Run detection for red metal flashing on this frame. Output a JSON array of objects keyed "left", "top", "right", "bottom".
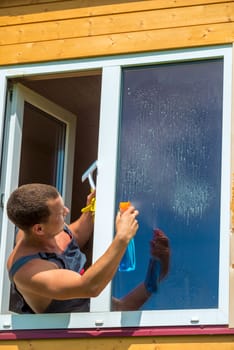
[{"left": 1, "top": 326, "right": 234, "bottom": 340}]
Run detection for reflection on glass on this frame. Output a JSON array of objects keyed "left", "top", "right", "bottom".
[{"left": 112, "top": 59, "right": 223, "bottom": 310}]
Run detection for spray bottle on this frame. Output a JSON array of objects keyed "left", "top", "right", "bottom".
[{"left": 118, "top": 201, "right": 136, "bottom": 272}]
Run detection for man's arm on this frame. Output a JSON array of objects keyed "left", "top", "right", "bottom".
[
  {"left": 15, "top": 206, "right": 139, "bottom": 300},
  {"left": 69, "top": 191, "right": 95, "bottom": 249},
  {"left": 112, "top": 282, "right": 151, "bottom": 311}
]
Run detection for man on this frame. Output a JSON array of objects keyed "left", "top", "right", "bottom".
[{"left": 7, "top": 183, "right": 170, "bottom": 313}]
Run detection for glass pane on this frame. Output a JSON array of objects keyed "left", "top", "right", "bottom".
[
  {"left": 19, "top": 102, "right": 66, "bottom": 191},
  {"left": 112, "top": 59, "right": 223, "bottom": 310}
]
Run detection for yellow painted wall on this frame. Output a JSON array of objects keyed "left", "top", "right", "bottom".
[
  {"left": 0, "top": 335, "right": 234, "bottom": 350},
  {"left": 0, "top": 0, "right": 234, "bottom": 65}
]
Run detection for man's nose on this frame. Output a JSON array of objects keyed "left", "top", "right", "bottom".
[{"left": 64, "top": 206, "right": 70, "bottom": 216}]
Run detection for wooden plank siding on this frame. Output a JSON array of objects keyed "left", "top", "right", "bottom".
[
  {"left": 0, "top": 0, "right": 234, "bottom": 65},
  {"left": 0, "top": 0, "right": 233, "bottom": 26},
  {"left": 1, "top": 3, "right": 234, "bottom": 46}
]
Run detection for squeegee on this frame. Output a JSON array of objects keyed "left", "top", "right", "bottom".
[{"left": 81, "top": 160, "right": 98, "bottom": 191}]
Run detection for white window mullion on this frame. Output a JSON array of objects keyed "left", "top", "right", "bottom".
[{"left": 90, "top": 66, "right": 121, "bottom": 312}]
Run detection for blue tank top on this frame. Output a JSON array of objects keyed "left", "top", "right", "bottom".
[{"left": 8, "top": 226, "right": 90, "bottom": 314}]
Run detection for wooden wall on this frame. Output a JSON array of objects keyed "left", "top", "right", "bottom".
[{"left": 0, "top": 0, "right": 234, "bottom": 65}]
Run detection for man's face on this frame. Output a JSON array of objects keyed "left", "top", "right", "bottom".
[{"left": 43, "top": 195, "right": 69, "bottom": 236}]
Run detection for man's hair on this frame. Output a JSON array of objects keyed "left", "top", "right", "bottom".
[{"left": 7, "top": 183, "right": 59, "bottom": 231}]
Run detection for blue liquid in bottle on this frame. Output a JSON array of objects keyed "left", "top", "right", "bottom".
[
  {"left": 119, "top": 238, "right": 136, "bottom": 272},
  {"left": 118, "top": 201, "right": 136, "bottom": 272}
]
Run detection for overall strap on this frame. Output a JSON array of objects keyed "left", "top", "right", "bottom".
[
  {"left": 8, "top": 225, "right": 71, "bottom": 281},
  {"left": 8, "top": 254, "right": 41, "bottom": 281},
  {"left": 63, "top": 224, "right": 73, "bottom": 237}
]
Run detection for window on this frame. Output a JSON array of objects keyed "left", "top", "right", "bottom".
[
  {"left": 0, "top": 46, "right": 232, "bottom": 330},
  {"left": 113, "top": 59, "right": 224, "bottom": 312}
]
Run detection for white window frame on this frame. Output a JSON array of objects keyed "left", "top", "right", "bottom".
[{"left": 0, "top": 45, "right": 232, "bottom": 331}]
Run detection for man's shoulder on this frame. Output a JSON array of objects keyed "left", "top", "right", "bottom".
[{"left": 7, "top": 238, "right": 29, "bottom": 271}]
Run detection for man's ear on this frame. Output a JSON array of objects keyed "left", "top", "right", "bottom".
[{"left": 32, "top": 224, "right": 44, "bottom": 235}]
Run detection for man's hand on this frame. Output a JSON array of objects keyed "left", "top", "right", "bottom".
[
  {"left": 115, "top": 206, "right": 139, "bottom": 244},
  {"left": 150, "top": 228, "right": 170, "bottom": 280},
  {"left": 86, "top": 190, "right": 96, "bottom": 205}
]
